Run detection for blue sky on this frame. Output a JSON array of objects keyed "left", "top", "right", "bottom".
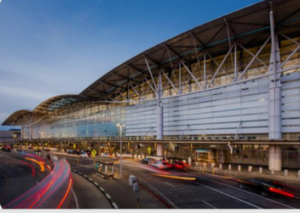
[{"left": 0, "top": 0, "right": 260, "bottom": 130}]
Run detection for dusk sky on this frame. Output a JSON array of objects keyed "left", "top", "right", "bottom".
[{"left": 0, "top": 0, "right": 260, "bottom": 130}]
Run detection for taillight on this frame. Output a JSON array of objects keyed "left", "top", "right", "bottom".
[{"left": 269, "top": 187, "right": 294, "bottom": 198}]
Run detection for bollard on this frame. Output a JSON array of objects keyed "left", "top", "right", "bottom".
[
  {"left": 259, "top": 167, "right": 263, "bottom": 174},
  {"left": 298, "top": 170, "right": 300, "bottom": 181},
  {"left": 248, "top": 166, "right": 252, "bottom": 172},
  {"left": 238, "top": 165, "right": 241, "bottom": 172},
  {"left": 271, "top": 169, "right": 275, "bottom": 175},
  {"left": 137, "top": 198, "right": 140, "bottom": 209},
  {"left": 219, "top": 164, "right": 222, "bottom": 170},
  {"left": 284, "top": 169, "right": 288, "bottom": 176},
  {"left": 228, "top": 164, "right": 232, "bottom": 170},
  {"left": 133, "top": 183, "right": 139, "bottom": 191}
]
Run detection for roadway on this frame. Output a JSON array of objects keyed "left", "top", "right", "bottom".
[
  {"left": 2, "top": 150, "right": 300, "bottom": 209},
  {"left": 61, "top": 155, "right": 300, "bottom": 209},
  {"left": 0, "top": 151, "right": 48, "bottom": 207}
]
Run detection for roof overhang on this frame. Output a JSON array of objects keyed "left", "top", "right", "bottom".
[{"left": 80, "top": 0, "right": 300, "bottom": 100}]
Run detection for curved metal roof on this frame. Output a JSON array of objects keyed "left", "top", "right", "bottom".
[
  {"left": 33, "top": 94, "right": 92, "bottom": 114},
  {"left": 2, "top": 110, "right": 34, "bottom": 126},
  {"left": 2, "top": 95, "right": 93, "bottom": 125},
  {"left": 80, "top": 0, "right": 300, "bottom": 100}
]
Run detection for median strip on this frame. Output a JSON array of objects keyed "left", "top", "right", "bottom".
[{"left": 71, "top": 170, "right": 117, "bottom": 209}]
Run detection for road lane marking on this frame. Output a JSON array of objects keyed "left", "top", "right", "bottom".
[
  {"left": 192, "top": 181, "right": 261, "bottom": 209},
  {"left": 88, "top": 178, "right": 93, "bottom": 181},
  {"left": 202, "top": 200, "right": 217, "bottom": 209},
  {"left": 106, "top": 194, "right": 111, "bottom": 199},
  {"left": 83, "top": 175, "right": 87, "bottom": 178},
  {"left": 71, "top": 187, "right": 79, "bottom": 209},
  {"left": 165, "top": 182, "right": 175, "bottom": 188},
  {"left": 112, "top": 203, "right": 118, "bottom": 209},
  {"left": 100, "top": 187, "right": 104, "bottom": 191},
  {"left": 195, "top": 175, "right": 296, "bottom": 209},
  {"left": 94, "top": 182, "right": 98, "bottom": 186}
]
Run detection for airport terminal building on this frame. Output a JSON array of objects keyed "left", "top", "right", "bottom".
[{"left": 3, "top": 0, "right": 300, "bottom": 170}]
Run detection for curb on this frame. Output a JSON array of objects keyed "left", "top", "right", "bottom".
[{"left": 71, "top": 169, "right": 118, "bottom": 209}]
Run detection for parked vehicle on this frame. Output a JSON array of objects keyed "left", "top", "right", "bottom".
[
  {"left": 66, "top": 149, "right": 73, "bottom": 154},
  {"left": 2, "top": 145, "right": 11, "bottom": 152},
  {"left": 101, "top": 152, "right": 112, "bottom": 157},
  {"left": 80, "top": 152, "right": 89, "bottom": 158}
]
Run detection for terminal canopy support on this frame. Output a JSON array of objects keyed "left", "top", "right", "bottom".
[{"left": 269, "top": 3, "right": 282, "bottom": 171}]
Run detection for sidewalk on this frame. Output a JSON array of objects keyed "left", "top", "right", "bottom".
[{"left": 190, "top": 163, "right": 300, "bottom": 188}]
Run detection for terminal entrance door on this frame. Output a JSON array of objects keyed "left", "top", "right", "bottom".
[{"left": 195, "top": 149, "right": 210, "bottom": 163}]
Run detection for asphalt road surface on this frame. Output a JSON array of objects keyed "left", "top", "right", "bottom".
[
  {"left": 0, "top": 151, "right": 49, "bottom": 207},
  {"left": 62, "top": 155, "right": 300, "bottom": 209}
]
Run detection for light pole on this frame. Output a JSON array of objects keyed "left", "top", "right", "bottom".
[{"left": 116, "top": 123, "right": 125, "bottom": 179}]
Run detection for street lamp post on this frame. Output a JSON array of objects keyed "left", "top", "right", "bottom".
[{"left": 116, "top": 123, "right": 125, "bottom": 179}]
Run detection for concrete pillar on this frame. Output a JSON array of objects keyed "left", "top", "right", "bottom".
[
  {"left": 259, "top": 167, "right": 263, "bottom": 174},
  {"left": 228, "top": 164, "right": 231, "bottom": 170},
  {"left": 269, "top": 145, "right": 282, "bottom": 171},
  {"left": 248, "top": 166, "right": 252, "bottom": 172},
  {"left": 238, "top": 165, "right": 241, "bottom": 172},
  {"left": 298, "top": 171, "right": 300, "bottom": 181},
  {"left": 284, "top": 169, "right": 288, "bottom": 176},
  {"left": 157, "top": 143, "right": 163, "bottom": 156}
]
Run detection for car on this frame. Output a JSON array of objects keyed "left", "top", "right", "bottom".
[
  {"left": 80, "top": 152, "right": 89, "bottom": 158},
  {"left": 2, "top": 145, "right": 11, "bottom": 152},
  {"left": 84, "top": 150, "right": 91, "bottom": 156},
  {"left": 139, "top": 158, "right": 156, "bottom": 164},
  {"left": 237, "top": 178, "right": 300, "bottom": 199},
  {"left": 151, "top": 161, "right": 171, "bottom": 170},
  {"left": 101, "top": 152, "right": 112, "bottom": 157},
  {"left": 162, "top": 160, "right": 173, "bottom": 169},
  {"left": 66, "top": 149, "right": 73, "bottom": 154},
  {"left": 172, "top": 161, "right": 185, "bottom": 170}
]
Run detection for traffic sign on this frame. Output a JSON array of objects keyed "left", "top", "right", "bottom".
[{"left": 91, "top": 149, "right": 97, "bottom": 157}]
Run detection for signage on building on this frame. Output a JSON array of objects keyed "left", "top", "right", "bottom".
[
  {"left": 195, "top": 149, "right": 209, "bottom": 153},
  {"left": 50, "top": 117, "right": 113, "bottom": 129}
]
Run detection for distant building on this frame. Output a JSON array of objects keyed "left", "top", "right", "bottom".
[{"left": 0, "top": 130, "right": 20, "bottom": 143}]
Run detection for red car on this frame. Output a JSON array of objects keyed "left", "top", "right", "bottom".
[
  {"left": 172, "top": 161, "right": 185, "bottom": 170},
  {"left": 2, "top": 145, "right": 11, "bottom": 152}
]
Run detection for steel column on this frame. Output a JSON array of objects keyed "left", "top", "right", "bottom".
[
  {"left": 203, "top": 53, "right": 207, "bottom": 88},
  {"left": 157, "top": 70, "right": 163, "bottom": 140},
  {"left": 234, "top": 43, "right": 238, "bottom": 81},
  {"left": 269, "top": 10, "right": 282, "bottom": 140}
]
